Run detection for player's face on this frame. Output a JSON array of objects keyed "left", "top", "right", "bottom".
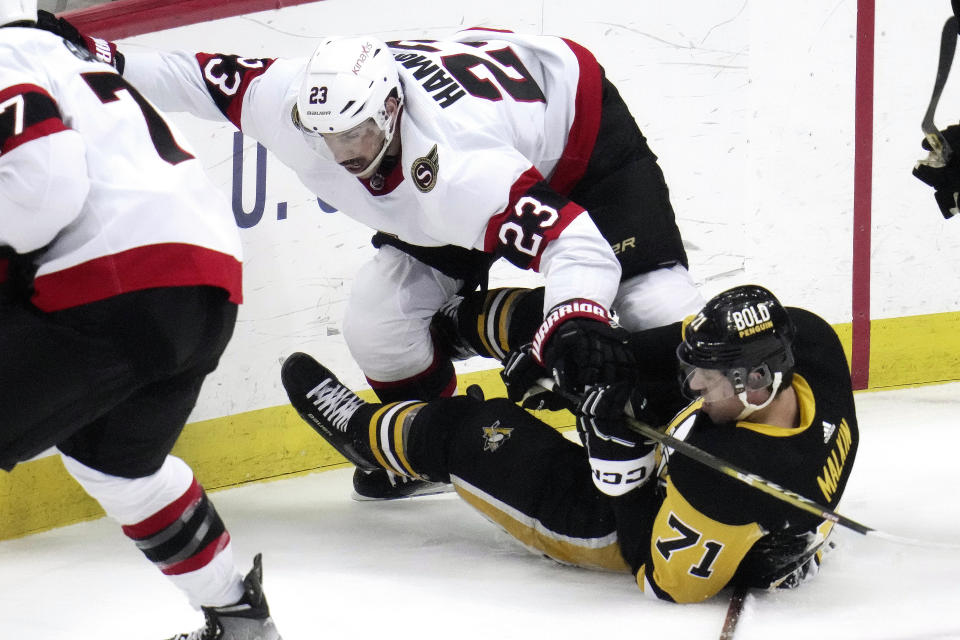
[
  {"left": 699, "top": 394, "right": 747, "bottom": 423},
  {"left": 321, "top": 118, "right": 386, "bottom": 175},
  {"left": 684, "top": 367, "right": 734, "bottom": 402},
  {"left": 684, "top": 367, "right": 745, "bottom": 422}
]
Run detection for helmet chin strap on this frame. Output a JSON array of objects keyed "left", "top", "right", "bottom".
[
  {"left": 355, "top": 142, "right": 388, "bottom": 179},
  {"left": 734, "top": 372, "right": 783, "bottom": 421},
  {"left": 355, "top": 106, "right": 400, "bottom": 179}
]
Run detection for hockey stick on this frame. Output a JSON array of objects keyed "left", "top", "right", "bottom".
[
  {"left": 622, "top": 416, "right": 960, "bottom": 550},
  {"left": 718, "top": 585, "right": 749, "bottom": 640},
  {"left": 920, "top": 15, "right": 958, "bottom": 164},
  {"left": 530, "top": 378, "right": 960, "bottom": 549}
]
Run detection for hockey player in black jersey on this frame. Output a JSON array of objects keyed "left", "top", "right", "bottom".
[{"left": 282, "top": 284, "right": 858, "bottom": 602}]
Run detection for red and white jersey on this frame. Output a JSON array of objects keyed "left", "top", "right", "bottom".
[
  {"left": 0, "top": 27, "right": 242, "bottom": 312},
  {"left": 123, "top": 29, "right": 620, "bottom": 311}
]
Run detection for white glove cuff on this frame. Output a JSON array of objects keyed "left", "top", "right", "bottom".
[{"left": 588, "top": 451, "right": 656, "bottom": 496}]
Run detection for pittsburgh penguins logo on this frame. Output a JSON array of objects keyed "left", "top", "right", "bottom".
[
  {"left": 411, "top": 145, "right": 439, "bottom": 193},
  {"left": 481, "top": 420, "right": 513, "bottom": 452}
]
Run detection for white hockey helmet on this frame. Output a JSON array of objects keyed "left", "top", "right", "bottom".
[
  {"left": 293, "top": 36, "right": 403, "bottom": 177},
  {"left": 0, "top": 0, "right": 37, "bottom": 26}
]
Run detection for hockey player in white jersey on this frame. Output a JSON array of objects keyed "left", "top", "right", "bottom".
[
  {"left": 0, "top": 3, "right": 280, "bottom": 638},
  {"left": 39, "top": 15, "right": 704, "bottom": 498}
]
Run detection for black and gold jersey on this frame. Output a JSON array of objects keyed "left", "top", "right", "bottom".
[{"left": 628, "top": 308, "right": 858, "bottom": 602}]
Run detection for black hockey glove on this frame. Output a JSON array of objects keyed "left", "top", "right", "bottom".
[
  {"left": 500, "top": 345, "right": 574, "bottom": 411},
  {"left": 576, "top": 382, "right": 657, "bottom": 497},
  {"left": 35, "top": 10, "right": 125, "bottom": 73},
  {"left": 530, "top": 299, "right": 636, "bottom": 395},
  {"left": 912, "top": 124, "right": 960, "bottom": 219}
]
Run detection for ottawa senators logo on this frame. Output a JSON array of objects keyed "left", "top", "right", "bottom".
[
  {"left": 481, "top": 420, "right": 513, "bottom": 452},
  {"left": 411, "top": 144, "right": 439, "bottom": 193}
]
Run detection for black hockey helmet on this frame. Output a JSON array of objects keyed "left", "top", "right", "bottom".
[{"left": 677, "top": 284, "right": 795, "bottom": 401}]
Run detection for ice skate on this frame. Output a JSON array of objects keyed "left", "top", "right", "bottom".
[
  {"left": 352, "top": 467, "right": 452, "bottom": 501},
  {"left": 166, "top": 554, "right": 281, "bottom": 640},
  {"left": 281, "top": 352, "right": 378, "bottom": 471}
]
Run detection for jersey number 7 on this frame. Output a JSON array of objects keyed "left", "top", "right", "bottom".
[{"left": 81, "top": 72, "right": 194, "bottom": 165}]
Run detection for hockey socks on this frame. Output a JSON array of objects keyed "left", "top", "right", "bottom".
[
  {"left": 361, "top": 400, "right": 429, "bottom": 480},
  {"left": 61, "top": 454, "right": 243, "bottom": 608},
  {"left": 433, "top": 287, "right": 545, "bottom": 362},
  {"left": 120, "top": 477, "right": 230, "bottom": 577}
]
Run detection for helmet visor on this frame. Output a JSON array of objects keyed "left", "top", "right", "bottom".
[
  {"left": 295, "top": 112, "right": 387, "bottom": 177},
  {"left": 320, "top": 118, "right": 384, "bottom": 158},
  {"left": 679, "top": 365, "right": 737, "bottom": 402},
  {"left": 678, "top": 362, "right": 776, "bottom": 402}
]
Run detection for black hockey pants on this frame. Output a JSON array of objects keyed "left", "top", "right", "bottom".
[{"left": 0, "top": 286, "right": 237, "bottom": 477}]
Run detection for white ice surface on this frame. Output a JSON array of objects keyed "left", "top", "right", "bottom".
[{"left": 2, "top": 382, "right": 959, "bottom": 640}]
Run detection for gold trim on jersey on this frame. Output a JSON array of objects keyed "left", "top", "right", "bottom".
[
  {"left": 641, "top": 476, "right": 766, "bottom": 603},
  {"left": 735, "top": 374, "right": 816, "bottom": 437},
  {"left": 451, "top": 475, "right": 631, "bottom": 572},
  {"left": 666, "top": 398, "right": 703, "bottom": 436}
]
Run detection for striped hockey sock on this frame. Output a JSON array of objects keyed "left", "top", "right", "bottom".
[
  {"left": 61, "top": 454, "right": 242, "bottom": 608},
  {"left": 121, "top": 477, "right": 230, "bottom": 576},
  {"left": 363, "top": 400, "right": 429, "bottom": 480}
]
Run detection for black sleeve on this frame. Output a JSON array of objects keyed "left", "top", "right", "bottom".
[
  {"left": 627, "top": 321, "right": 688, "bottom": 424},
  {"left": 608, "top": 480, "right": 660, "bottom": 572}
]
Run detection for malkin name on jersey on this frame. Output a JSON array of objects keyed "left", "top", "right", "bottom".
[{"left": 817, "top": 418, "right": 854, "bottom": 502}]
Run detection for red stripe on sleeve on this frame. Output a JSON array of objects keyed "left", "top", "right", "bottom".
[
  {"left": 0, "top": 84, "right": 69, "bottom": 154},
  {"left": 0, "top": 83, "right": 44, "bottom": 102},
  {"left": 2, "top": 118, "right": 70, "bottom": 155},
  {"left": 483, "top": 167, "right": 543, "bottom": 253},
  {"left": 528, "top": 201, "right": 584, "bottom": 272},
  {"left": 483, "top": 167, "right": 586, "bottom": 271},
  {"left": 549, "top": 39, "right": 603, "bottom": 195},
  {"left": 194, "top": 54, "right": 276, "bottom": 130}
]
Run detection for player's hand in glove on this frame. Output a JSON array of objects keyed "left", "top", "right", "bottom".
[
  {"left": 530, "top": 299, "right": 636, "bottom": 394},
  {"left": 35, "top": 10, "right": 125, "bottom": 73},
  {"left": 913, "top": 124, "right": 960, "bottom": 219},
  {"left": 577, "top": 382, "right": 657, "bottom": 497},
  {"left": 500, "top": 345, "right": 574, "bottom": 411}
]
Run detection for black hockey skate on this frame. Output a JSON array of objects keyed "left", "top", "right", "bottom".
[
  {"left": 281, "top": 352, "right": 378, "bottom": 472},
  {"left": 166, "top": 553, "right": 281, "bottom": 640},
  {"left": 352, "top": 467, "right": 453, "bottom": 501}
]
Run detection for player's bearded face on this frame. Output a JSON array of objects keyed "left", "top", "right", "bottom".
[{"left": 321, "top": 118, "right": 386, "bottom": 175}]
